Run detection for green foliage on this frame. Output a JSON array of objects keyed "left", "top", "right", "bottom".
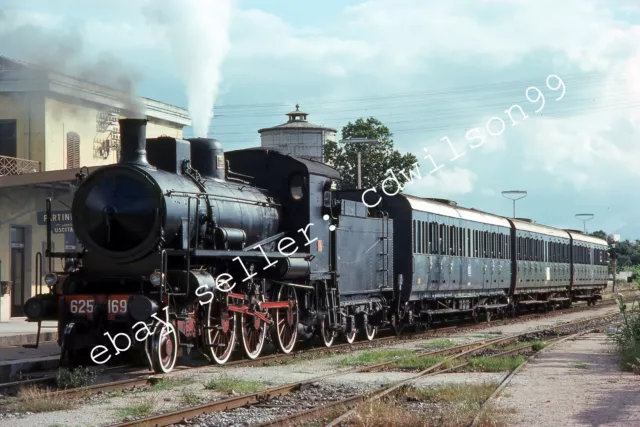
[
  {"left": 337, "top": 348, "right": 414, "bottom": 366},
  {"left": 467, "top": 356, "right": 526, "bottom": 372},
  {"left": 202, "top": 375, "right": 264, "bottom": 394},
  {"left": 323, "top": 117, "right": 419, "bottom": 190},
  {"left": 55, "top": 367, "right": 97, "bottom": 389},
  {"left": 531, "top": 341, "right": 548, "bottom": 351},
  {"left": 611, "top": 294, "right": 640, "bottom": 373}
]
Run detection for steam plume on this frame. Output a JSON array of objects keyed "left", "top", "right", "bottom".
[{"left": 148, "top": 0, "right": 234, "bottom": 137}]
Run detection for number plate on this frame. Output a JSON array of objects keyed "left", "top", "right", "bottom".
[
  {"left": 108, "top": 295, "right": 129, "bottom": 320},
  {"left": 65, "top": 296, "right": 95, "bottom": 316}
]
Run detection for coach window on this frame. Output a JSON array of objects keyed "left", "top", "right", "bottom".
[
  {"left": 423, "top": 222, "right": 428, "bottom": 253},
  {"left": 536, "top": 239, "right": 541, "bottom": 261},
  {"left": 425, "top": 221, "right": 430, "bottom": 254},
  {"left": 505, "top": 234, "right": 509, "bottom": 259},
  {"left": 412, "top": 220, "right": 417, "bottom": 253},
  {"left": 544, "top": 241, "right": 548, "bottom": 262},
  {"left": 474, "top": 230, "right": 479, "bottom": 257},
  {"left": 504, "top": 235, "right": 508, "bottom": 259},
  {"left": 450, "top": 226, "right": 455, "bottom": 255}
]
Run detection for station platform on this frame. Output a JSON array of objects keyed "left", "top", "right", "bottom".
[
  {"left": 0, "top": 318, "right": 58, "bottom": 347},
  {"left": 0, "top": 320, "right": 60, "bottom": 382}
]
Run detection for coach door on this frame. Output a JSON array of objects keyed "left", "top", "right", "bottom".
[{"left": 10, "top": 226, "right": 26, "bottom": 317}]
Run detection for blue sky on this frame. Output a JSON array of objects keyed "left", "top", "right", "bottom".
[{"left": 1, "top": 0, "right": 640, "bottom": 239}]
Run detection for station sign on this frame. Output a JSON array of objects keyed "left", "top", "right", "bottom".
[
  {"left": 37, "top": 210, "right": 74, "bottom": 234},
  {"left": 37, "top": 210, "right": 72, "bottom": 225}
]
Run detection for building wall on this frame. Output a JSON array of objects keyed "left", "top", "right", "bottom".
[
  {"left": 0, "top": 186, "right": 71, "bottom": 319},
  {"left": 260, "top": 129, "right": 336, "bottom": 162},
  {"left": 43, "top": 96, "right": 183, "bottom": 171}
]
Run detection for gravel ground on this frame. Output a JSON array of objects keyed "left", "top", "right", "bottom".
[
  {"left": 173, "top": 382, "right": 371, "bottom": 427},
  {"left": 0, "top": 303, "right": 625, "bottom": 427},
  {"left": 493, "top": 333, "right": 640, "bottom": 426}
]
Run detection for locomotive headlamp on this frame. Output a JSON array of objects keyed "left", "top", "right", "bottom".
[
  {"left": 150, "top": 271, "right": 164, "bottom": 287},
  {"left": 44, "top": 273, "right": 58, "bottom": 286}
]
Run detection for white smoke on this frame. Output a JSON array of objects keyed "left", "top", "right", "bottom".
[{"left": 148, "top": 0, "right": 234, "bottom": 137}]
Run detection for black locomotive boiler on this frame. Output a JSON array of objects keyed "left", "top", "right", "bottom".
[{"left": 23, "top": 118, "right": 610, "bottom": 373}]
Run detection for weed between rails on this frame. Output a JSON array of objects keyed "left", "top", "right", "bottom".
[{"left": 343, "top": 383, "right": 508, "bottom": 427}]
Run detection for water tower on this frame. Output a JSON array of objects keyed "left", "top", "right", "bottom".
[{"left": 258, "top": 104, "right": 337, "bottom": 163}]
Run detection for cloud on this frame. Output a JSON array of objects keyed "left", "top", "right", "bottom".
[{"left": 404, "top": 166, "right": 478, "bottom": 197}]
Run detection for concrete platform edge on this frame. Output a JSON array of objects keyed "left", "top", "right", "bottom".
[
  {"left": 0, "top": 332, "right": 58, "bottom": 347},
  {"left": 0, "top": 355, "right": 59, "bottom": 382}
]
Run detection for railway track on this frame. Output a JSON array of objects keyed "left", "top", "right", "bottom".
[
  {"left": 102, "top": 310, "right": 618, "bottom": 427},
  {"left": 0, "top": 296, "right": 627, "bottom": 399}
]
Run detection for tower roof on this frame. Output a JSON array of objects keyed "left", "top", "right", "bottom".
[{"left": 258, "top": 104, "right": 337, "bottom": 133}]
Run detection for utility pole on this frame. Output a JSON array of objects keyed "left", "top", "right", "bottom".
[
  {"left": 501, "top": 190, "right": 527, "bottom": 218},
  {"left": 357, "top": 152, "right": 362, "bottom": 189},
  {"left": 575, "top": 213, "right": 594, "bottom": 234},
  {"left": 340, "top": 138, "right": 380, "bottom": 189}
]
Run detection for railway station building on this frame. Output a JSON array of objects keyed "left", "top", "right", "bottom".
[{"left": 0, "top": 56, "right": 191, "bottom": 321}]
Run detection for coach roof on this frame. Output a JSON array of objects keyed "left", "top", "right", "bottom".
[
  {"left": 510, "top": 218, "right": 570, "bottom": 239},
  {"left": 404, "top": 195, "right": 512, "bottom": 228},
  {"left": 565, "top": 230, "right": 609, "bottom": 246}
]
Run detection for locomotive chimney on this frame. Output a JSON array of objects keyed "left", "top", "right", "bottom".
[{"left": 118, "top": 118, "right": 150, "bottom": 167}]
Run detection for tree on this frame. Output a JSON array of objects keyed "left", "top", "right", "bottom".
[{"left": 324, "top": 117, "right": 418, "bottom": 191}]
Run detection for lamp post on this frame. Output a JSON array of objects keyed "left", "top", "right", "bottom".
[
  {"left": 501, "top": 190, "right": 527, "bottom": 218},
  {"left": 575, "top": 213, "right": 594, "bottom": 234},
  {"left": 339, "top": 138, "right": 380, "bottom": 189},
  {"left": 611, "top": 234, "right": 620, "bottom": 292}
]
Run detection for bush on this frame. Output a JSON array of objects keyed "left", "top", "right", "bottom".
[{"left": 611, "top": 294, "right": 640, "bottom": 373}]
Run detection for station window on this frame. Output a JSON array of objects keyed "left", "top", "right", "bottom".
[{"left": 67, "top": 132, "right": 80, "bottom": 169}]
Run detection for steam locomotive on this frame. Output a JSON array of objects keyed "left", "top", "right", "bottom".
[{"left": 23, "top": 118, "right": 609, "bottom": 373}]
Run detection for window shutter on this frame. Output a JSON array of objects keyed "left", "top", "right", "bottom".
[{"left": 67, "top": 132, "right": 80, "bottom": 169}]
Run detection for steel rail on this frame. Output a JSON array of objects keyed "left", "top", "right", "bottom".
[
  {"left": 1, "top": 297, "right": 622, "bottom": 399},
  {"left": 108, "top": 335, "right": 511, "bottom": 427},
  {"left": 259, "top": 312, "right": 618, "bottom": 427},
  {"left": 108, "top": 311, "right": 618, "bottom": 427}
]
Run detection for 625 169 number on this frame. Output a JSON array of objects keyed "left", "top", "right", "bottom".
[{"left": 65, "top": 295, "right": 129, "bottom": 317}]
